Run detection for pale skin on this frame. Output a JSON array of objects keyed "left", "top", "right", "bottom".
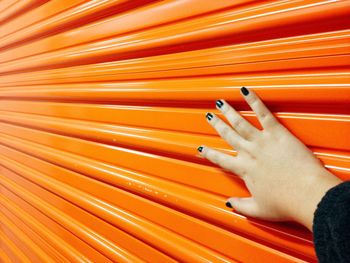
[{"left": 198, "top": 87, "right": 342, "bottom": 231}]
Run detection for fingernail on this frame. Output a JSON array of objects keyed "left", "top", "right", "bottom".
[
  {"left": 241, "top": 86, "right": 249, "bottom": 96},
  {"left": 225, "top": 201, "right": 233, "bottom": 208},
  {"left": 206, "top": 112, "right": 213, "bottom": 121},
  {"left": 216, "top": 99, "right": 224, "bottom": 108},
  {"left": 197, "top": 146, "right": 203, "bottom": 152}
]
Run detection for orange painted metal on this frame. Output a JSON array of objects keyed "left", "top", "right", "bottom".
[
  {"left": 0, "top": 0, "right": 349, "bottom": 262},
  {"left": 0, "top": 0, "right": 48, "bottom": 26}
]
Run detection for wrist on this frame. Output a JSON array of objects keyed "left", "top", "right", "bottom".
[{"left": 296, "top": 171, "right": 342, "bottom": 231}]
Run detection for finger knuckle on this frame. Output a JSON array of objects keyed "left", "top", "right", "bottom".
[
  {"left": 260, "top": 111, "right": 267, "bottom": 119},
  {"left": 227, "top": 136, "right": 238, "bottom": 148},
  {"left": 221, "top": 125, "right": 230, "bottom": 138},
  {"left": 233, "top": 117, "right": 243, "bottom": 128},
  {"left": 251, "top": 98, "right": 260, "bottom": 108},
  {"left": 226, "top": 108, "right": 236, "bottom": 121}
]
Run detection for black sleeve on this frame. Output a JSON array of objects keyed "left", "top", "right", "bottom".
[{"left": 312, "top": 180, "right": 350, "bottom": 263}]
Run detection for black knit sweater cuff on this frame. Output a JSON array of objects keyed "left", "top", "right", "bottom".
[{"left": 312, "top": 180, "right": 350, "bottom": 263}]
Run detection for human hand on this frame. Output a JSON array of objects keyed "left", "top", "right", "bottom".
[{"left": 197, "top": 87, "right": 342, "bottom": 231}]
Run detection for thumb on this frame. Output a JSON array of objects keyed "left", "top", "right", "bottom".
[{"left": 226, "top": 197, "right": 260, "bottom": 218}]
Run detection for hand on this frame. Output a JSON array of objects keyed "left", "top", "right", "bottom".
[{"left": 197, "top": 87, "right": 342, "bottom": 231}]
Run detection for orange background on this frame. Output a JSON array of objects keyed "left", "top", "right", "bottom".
[{"left": 0, "top": 0, "right": 349, "bottom": 262}]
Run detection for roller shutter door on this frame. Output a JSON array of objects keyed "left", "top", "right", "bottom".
[{"left": 0, "top": 0, "right": 349, "bottom": 262}]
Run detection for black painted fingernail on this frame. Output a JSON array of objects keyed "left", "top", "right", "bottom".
[
  {"left": 241, "top": 86, "right": 249, "bottom": 96},
  {"left": 197, "top": 146, "right": 203, "bottom": 152},
  {"left": 206, "top": 112, "right": 213, "bottom": 121},
  {"left": 225, "top": 201, "right": 233, "bottom": 208},
  {"left": 216, "top": 100, "right": 224, "bottom": 108}
]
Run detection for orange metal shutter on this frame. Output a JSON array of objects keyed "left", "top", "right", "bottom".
[{"left": 0, "top": 0, "right": 349, "bottom": 262}]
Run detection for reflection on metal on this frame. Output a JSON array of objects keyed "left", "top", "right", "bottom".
[{"left": 0, "top": 0, "right": 349, "bottom": 262}]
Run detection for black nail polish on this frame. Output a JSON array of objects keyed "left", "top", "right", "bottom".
[
  {"left": 206, "top": 112, "right": 213, "bottom": 121},
  {"left": 241, "top": 86, "right": 249, "bottom": 96},
  {"left": 225, "top": 201, "right": 232, "bottom": 208},
  {"left": 216, "top": 100, "right": 224, "bottom": 108},
  {"left": 197, "top": 146, "right": 203, "bottom": 152}
]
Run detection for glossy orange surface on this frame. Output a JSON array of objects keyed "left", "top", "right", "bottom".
[{"left": 0, "top": 0, "right": 349, "bottom": 262}]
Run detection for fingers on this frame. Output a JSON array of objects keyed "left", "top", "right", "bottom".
[
  {"left": 226, "top": 197, "right": 260, "bottom": 218},
  {"left": 215, "top": 99, "right": 259, "bottom": 140},
  {"left": 206, "top": 112, "right": 246, "bottom": 150},
  {"left": 197, "top": 145, "right": 245, "bottom": 178},
  {"left": 240, "top": 87, "right": 279, "bottom": 130}
]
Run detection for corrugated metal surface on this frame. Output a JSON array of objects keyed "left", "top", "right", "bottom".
[{"left": 0, "top": 0, "right": 349, "bottom": 262}]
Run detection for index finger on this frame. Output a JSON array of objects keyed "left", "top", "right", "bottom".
[{"left": 240, "top": 87, "right": 279, "bottom": 130}]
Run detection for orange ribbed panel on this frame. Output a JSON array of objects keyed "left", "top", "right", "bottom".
[{"left": 0, "top": 0, "right": 349, "bottom": 262}]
